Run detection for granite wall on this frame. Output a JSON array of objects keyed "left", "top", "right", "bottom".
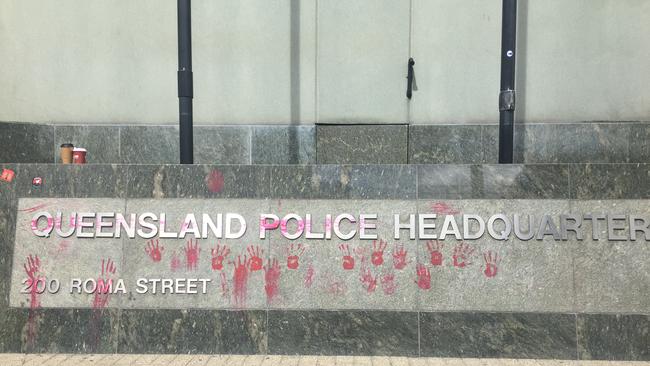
[
  {"left": 0, "top": 163, "right": 648, "bottom": 359},
  {"left": 1, "top": 122, "right": 650, "bottom": 165}
]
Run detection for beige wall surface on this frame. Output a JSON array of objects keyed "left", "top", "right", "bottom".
[{"left": 0, "top": 0, "right": 648, "bottom": 125}]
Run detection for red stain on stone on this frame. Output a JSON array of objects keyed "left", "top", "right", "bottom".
[
  {"left": 19, "top": 203, "right": 49, "bottom": 213},
  {"left": 338, "top": 243, "right": 355, "bottom": 270},
  {"left": 264, "top": 258, "right": 281, "bottom": 303},
  {"left": 232, "top": 255, "right": 251, "bottom": 308},
  {"left": 371, "top": 239, "right": 387, "bottom": 266},
  {"left": 184, "top": 239, "right": 200, "bottom": 271},
  {"left": 219, "top": 272, "right": 229, "bottom": 298},
  {"left": 304, "top": 264, "right": 315, "bottom": 288},
  {"left": 145, "top": 239, "right": 164, "bottom": 262},
  {"left": 483, "top": 251, "right": 501, "bottom": 278},
  {"left": 392, "top": 244, "right": 408, "bottom": 270},
  {"left": 285, "top": 243, "right": 305, "bottom": 270},
  {"left": 170, "top": 250, "right": 182, "bottom": 272},
  {"left": 431, "top": 201, "right": 460, "bottom": 215},
  {"left": 359, "top": 266, "right": 377, "bottom": 293},
  {"left": 206, "top": 169, "right": 225, "bottom": 193},
  {"left": 415, "top": 263, "right": 431, "bottom": 290},
  {"left": 246, "top": 245, "right": 264, "bottom": 271},
  {"left": 211, "top": 244, "right": 230, "bottom": 271},
  {"left": 426, "top": 240, "right": 444, "bottom": 266},
  {"left": 381, "top": 271, "right": 397, "bottom": 295},
  {"left": 452, "top": 242, "right": 475, "bottom": 268},
  {"left": 92, "top": 259, "right": 117, "bottom": 309}
]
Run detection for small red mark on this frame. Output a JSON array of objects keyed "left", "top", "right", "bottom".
[
  {"left": 371, "top": 239, "right": 388, "bottom": 266},
  {"left": 206, "top": 169, "right": 225, "bottom": 193},
  {"left": 452, "top": 242, "right": 475, "bottom": 268},
  {"left": 23, "top": 255, "right": 43, "bottom": 309},
  {"left": 264, "top": 258, "right": 281, "bottom": 303},
  {"left": 219, "top": 272, "right": 229, "bottom": 298},
  {"left": 483, "top": 251, "right": 501, "bottom": 278},
  {"left": 184, "top": 239, "right": 200, "bottom": 271},
  {"left": 286, "top": 243, "right": 305, "bottom": 270},
  {"left": 170, "top": 250, "right": 182, "bottom": 272},
  {"left": 359, "top": 266, "right": 377, "bottom": 293},
  {"left": 415, "top": 263, "right": 431, "bottom": 290},
  {"left": 211, "top": 244, "right": 230, "bottom": 271},
  {"left": 326, "top": 280, "right": 347, "bottom": 297},
  {"left": 246, "top": 245, "right": 264, "bottom": 271},
  {"left": 392, "top": 244, "right": 408, "bottom": 270},
  {"left": 0, "top": 168, "right": 15, "bottom": 183},
  {"left": 426, "top": 240, "right": 444, "bottom": 266},
  {"left": 338, "top": 243, "right": 355, "bottom": 270},
  {"left": 145, "top": 239, "right": 164, "bottom": 262},
  {"left": 431, "top": 201, "right": 460, "bottom": 215},
  {"left": 381, "top": 271, "right": 397, "bottom": 295},
  {"left": 304, "top": 264, "right": 315, "bottom": 288},
  {"left": 92, "top": 258, "right": 117, "bottom": 309},
  {"left": 232, "top": 255, "right": 251, "bottom": 308},
  {"left": 19, "top": 203, "right": 49, "bottom": 213}
]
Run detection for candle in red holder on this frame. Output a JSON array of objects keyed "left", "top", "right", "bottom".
[{"left": 72, "top": 148, "right": 87, "bottom": 164}]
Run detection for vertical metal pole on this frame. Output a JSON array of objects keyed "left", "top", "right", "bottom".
[
  {"left": 178, "top": 0, "right": 193, "bottom": 164},
  {"left": 498, "top": 0, "right": 517, "bottom": 164}
]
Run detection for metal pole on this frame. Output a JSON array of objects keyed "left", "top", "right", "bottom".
[
  {"left": 178, "top": 0, "right": 193, "bottom": 164},
  {"left": 498, "top": 0, "right": 517, "bottom": 164}
]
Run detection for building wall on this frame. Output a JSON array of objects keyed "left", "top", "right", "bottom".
[{"left": 1, "top": 0, "right": 649, "bottom": 125}]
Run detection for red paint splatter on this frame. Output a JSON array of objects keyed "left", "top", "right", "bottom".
[
  {"left": 304, "top": 264, "right": 315, "bottom": 288},
  {"left": 371, "top": 239, "right": 387, "bottom": 266},
  {"left": 211, "top": 244, "right": 230, "bottom": 271},
  {"left": 246, "top": 245, "right": 264, "bottom": 271},
  {"left": 392, "top": 244, "right": 408, "bottom": 270},
  {"left": 338, "top": 243, "right": 355, "bottom": 270},
  {"left": 415, "top": 263, "right": 431, "bottom": 290},
  {"left": 23, "top": 255, "right": 43, "bottom": 309},
  {"left": 264, "top": 258, "right": 281, "bottom": 303},
  {"left": 285, "top": 243, "right": 305, "bottom": 270},
  {"left": 18, "top": 203, "right": 49, "bottom": 213},
  {"left": 431, "top": 201, "right": 460, "bottom": 215},
  {"left": 92, "top": 259, "right": 116, "bottom": 309},
  {"left": 206, "top": 169, "right": 225, "bottom": 193},
  {"left": 184, "top": 239, "right": 200, "bottom": 271},
  {"left": 232, "top": 255, "right": 250, "bottom": 308},
  {"left": 483, "top": 251, "right": 501, "bottom": 278},
  {"left": 0, "top": 168, "right": 15, "bottom": 182},
  {"left": 359, "top": 266, "right": 377, "bottom": 293},
  {"left": 145, "top": 239, "right": 164, "bottom": 262},
  {"left": 426, "top": 240, "right": 444, "bottom": 266},
  {"left": 452, "top": 242, "right": 475, "bottom": 268},
  {"left": 219, "top": 272, "right": 229, "bottom": 298},
  {"left": 170, "top": 251, "right": 182, "bottom": 272},
  {"left": 381, "top": 272, "right": 397, "bottom": 295}
]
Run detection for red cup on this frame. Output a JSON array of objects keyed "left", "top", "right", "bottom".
[{"left": 72, "top": 148, "right": 87, "bottom": 164}]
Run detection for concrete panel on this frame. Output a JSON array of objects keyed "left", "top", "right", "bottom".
[
  {"left": 317, "top": 0, "right": 410, "bottom": 123},
  {"left": 416, "top": 200, "right": 575, "bottom": 313},
  {"left": 410, "top": 0, "right": 501, "bottom": 124}
]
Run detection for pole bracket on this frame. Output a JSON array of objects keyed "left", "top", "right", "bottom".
[{"left": 499, "top": 89, "right": 515, "bottom": 111}]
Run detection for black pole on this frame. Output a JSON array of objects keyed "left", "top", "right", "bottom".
[
  {"left": 178, "top": 0, "right": 193, "bottom": 164},
  {"left": 498, "top": 0, "right": 517, "bottom": 164}
]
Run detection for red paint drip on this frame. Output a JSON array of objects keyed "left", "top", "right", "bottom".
[
  {"left": 206, "top": 169, "right": 225, "bottom": 193},
  {"left": 232, "top": 255, "right": 250, "bottom": 308},
  {"left": 304, "top": 265, "right": 315, "bottom": 288},
  {"left": 264, "top": 258, "right": 281, "bottom": 303},
  {"left": 219, "top": 272, "right": 229, "bottom": 298},
  {"left": 170, "top": 251, "right": 182, "bottom": 272}
]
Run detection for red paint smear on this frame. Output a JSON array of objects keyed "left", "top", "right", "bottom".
[
  {"left": 326, "top": 281, "right": 347, "bottom": 297},
  {"left": 304, "top": 265, "right": 315, "bottom": 288},
  {"left": 381, "top": 272, "right": 397, "bottom": 295},
  {"left": 483, "top": 251, "right": 500, "bottom": 278},
  {"left": 145, "top": 239, "right": 164, "bottom": 262},
  {"left": 359, "top": 266, "right": 377, "bottom": 293},
  {"left": 206, "top": 169, "right": 225, "bottom": 193},
  {"left": 431, "top": 201, "right": 460, "bottom": 215},
  {"left": 170, "top": 251, "right": 182, "bottom": 272},
  {"left": 392, "top": 244, "right": 408, "bottom": 270},
  {"left": 19, "top": 203, "right": 49, "bottom": 213},
  {"left": 246, "top": 245, "right": 264, "bottom": 271},
  {"left": 338, "top": 243, "right": 355, "bottom": 270},
  {"left": 452, "top": 242, "right": 475, "bottom": 268},
  {"left": 232, "top": 255, "right": 250, "bottom": 308},
  {"left": 184, "top": 239, "right": 200, "bottom": 271},
  {"left": 264, "top": 258, "right": 281, "bottom": 303},
  {"left": 92, "top": 258, "right": 116, "bottom": 309},
  {"left": 285, "top": 243, "right": 305, "bottom": 270},
  {"left": 426, "top": 240, "right": 444, "bottom": 266},
  {"left": 219, "top": 272, "right": 229, "bottom": 298},
  {"left": 211, "top": 244, "right": 230, "bottom": 271},
  {"left": 415, "top": 263, "right": 431, "bottom": 290},
  {"left": 23, "top": 254, "right": 43, "bottom": 349},
  {"left": 371, "top": 239, "right": 387, "bottom": 266}
]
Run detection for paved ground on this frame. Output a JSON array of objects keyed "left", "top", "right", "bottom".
[{"left": 0, "top": 354, "right": 647, "bottom": 366}]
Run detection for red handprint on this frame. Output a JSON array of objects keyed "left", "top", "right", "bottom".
[
  {"left": 232, "top": 255, "right": 251, "bottom": 307},
  {"left": 392, "top": 244, "right": 408, "bottom": 270},
  {"left": 338, "top": 243, "right": 355, "bottom": 270},
  {"left": 211, "top": 244, "right": 230, "bottom": 271},
  {"left": 170, "top": 250, "right": 181, "bottom": 272},
  {"left": 286, "top": 243, "right": 305, "bottom": 270},
  {"left": 452, "top": 242, "right": 475, "bottom": 268},
  {"left": 145, "top": 239, "right": 164, "bottom": 262},
  {"left": 426, "top": 240, "right": 444, "bottom": 266},
  {"left": 359, "top": 267, "right": 377, "bottom": 293},
  {"left": 264, "top": 258, "right": 281, "bottom": 302},
  {"left": 23, "top": 255, "right": 44, "bottom": 309},
  {"left": 483, "top": 251, "right": 501, "bottom": 278},
  {"left": 184, "top": 239, "right": 201, "bottom": 271},
  {"left": 415, "top": 263, "right": 431, "bottom": 290},
  {"left": 381, "top": 272, "right": 397, "bottom": 295},
  {"left": 246, "top": 245, "right": 264, "bottom": 271},
  {"left": 371, "top": 239, "right": 388, "bottom": 266},
  {"left": 93, "top": 258, "right": 117, "bottom": 309}
]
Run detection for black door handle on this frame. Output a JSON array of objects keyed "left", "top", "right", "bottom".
[{"left": 406, "top": 58, "right": 415, "bottom": 99}]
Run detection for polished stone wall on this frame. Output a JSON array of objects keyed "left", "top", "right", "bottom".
[
  {"left": 0, "top": 163, "right": 647, "bottom": 359},
  {"left": 2, "top": 122, "right": 649, "bottom": 165}
]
